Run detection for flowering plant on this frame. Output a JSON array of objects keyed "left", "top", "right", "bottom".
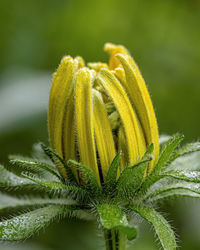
[{"left": 0, "top": 43, "right": 199, "bottom": 250}]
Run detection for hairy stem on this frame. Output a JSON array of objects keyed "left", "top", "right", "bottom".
[{"left": 104, "top": 230, "right": 126, "bottom": 250}]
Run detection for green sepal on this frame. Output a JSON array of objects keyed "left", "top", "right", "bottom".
[
  {"left": 168, "top": 141, "right": 200, "bottom": 165},
  {"left": 155, "top": 133, "right": 184, "bottom": 172},
  {"left": 0, "top": 164, "right": 33, "bottom": 188},
  {"left": 134, "top": 174, "right": 163, "bottom": 201},
  {"left": 135, "top": 169, "right": 200, "bottom": 202},
  {"left": 0, "top": 193, "right": 75, "bottom": 212},
  {"left": 97, "top": 204, "right": 137, "bottom": 240},
  {"left": 131, "top": 206, "right": 176, "bottom": 250},
  {"left": 8, "top": 158, "right": 62, "bottom": 182},
  {"left": 68, "top": 160, "right": 100, "bottom": 194},
  {"left": 169, "top": 151, "right": 200, "bottom": 171},
  {"left": 162, "top": 170, "right": 200, "bottom": 183},
  {"left": 21, "top": 173, "right": 89, "bottom": 200},
  {"left": 40, "top": 143, "right": 77, "bottom": 184},
  {"left": 145, "top": 189, "right": 200, "bottom": 202},
  {"left": 103, "top": 152, "right": 121, "bottom": 194},
  {"left": 133, "top": 135, "right": 185, "bottom": 198},
  {"left": 116, "top": 158, "right": 151, "bottom": 198},
  {"left": 145, "top": 182, "right": 200, "bottom": 202},
  {"left": 142, "top": 143, "right": 154, "bottom": 160},
  {"left": 0, "top": 205, "right": 77, "bottom": 241}
]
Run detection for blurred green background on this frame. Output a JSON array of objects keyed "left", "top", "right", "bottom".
[{"left": 0, "top": 0, "right": 200, "bottom": 249}]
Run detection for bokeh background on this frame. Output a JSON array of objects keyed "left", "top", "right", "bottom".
[{"left": 0, "top": 0, "right": 200, "bottom": 249}]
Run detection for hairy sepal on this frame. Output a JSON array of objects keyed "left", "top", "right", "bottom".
[
  {"left": 116, "top": 159, "right": 151, "bottom": 199},
  {"left": 40, "top": 143, "right": 77, "bottom": 185},
  {"left": 103, "top": 153, "right": 121, "bottom": 194},
  {"left": 131, "top": 206, "right": 176, "bottom": 250},
  {"left": 8, "top": 158, "right": 61, "bottom": 182},
  {"left": 0, "top": 205, "right": 79, "bottom": 241},
  {"left": 21, "top": 173, "right": 88, "bottom": 201},
  {"left": 144, "top": 181, "right": 200, "bottom": 202},
  {"left": 0, "top": 193, "right": 76, "bottom": 212},
  {"left": 68, "top": 160, "right": 100, "bottom": 195},
  {"left": 97, "top": 204, "right": 137, "bottom": 241},
  {"left": 154, "top": 133, "right": 184, "bottom": 173}
]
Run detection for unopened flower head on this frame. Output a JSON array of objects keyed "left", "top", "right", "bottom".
[{"left": 48, "top": 43, "right": 159, "bottom": 184}]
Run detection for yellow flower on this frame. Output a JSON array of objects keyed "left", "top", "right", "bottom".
[{"left": 48, "top": 43, "right": 159, "bottom": 184}]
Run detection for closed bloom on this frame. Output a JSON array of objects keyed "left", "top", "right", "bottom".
[{"left": 48, "top": 43, "right": 159, "bottom": 184}]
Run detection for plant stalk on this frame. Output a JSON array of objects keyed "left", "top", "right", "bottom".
[{"left": 104, "top": 229, "right": 126, "bottom": 250}]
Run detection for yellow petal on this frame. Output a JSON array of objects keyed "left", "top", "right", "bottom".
[
  {"left": 48, "top": 57, "right": 78, "bottom": 178},
  {"left": 62, "top": 90, "right": 79, "bottom": 180},
  {"left": 104, "top": 43, "right": 129, "bottom": 70},
  {"left": 116, "top": 53, "right": 159, "bottom": 171},
  {"left": 92, "top": 89, "right": 116, "bottom": 179},
  {"left": 48, "top": 56, "right": 72, "bottom": 143},
  {"left": 113, "top": 67, "right": 126, "bottom": 84},
  {"left": 118, "top": 126, "right": 128, "bottom": 172},
  {"left": 62, "top": 90, "right": 76, "bottom": 162},
  {"left": 88, "top": 62, "right": 108, "bottom": 72},
  {"left": 97, "top": 69, "right": 146, "bottom": 166},
  {"left": 75, "top": 68, "right": 100, "bottom": 183},
  {"left": 75, "top": 56, "right": 85, "bottom": 68}
]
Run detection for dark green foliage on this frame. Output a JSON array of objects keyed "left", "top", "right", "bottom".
[
  {"left": 155, "top": 133, "right": 184, "bottom": 172},
  {"left": 96, "top": 204, "right": 137, "bottom": 241},
  {"left": 0, "top": 205, "right": 79, "bottom": 241},
  {"left": 167, "top": 141, "right": 200, "bottom": 165},
  {"left": 68, "top": 160, "right": 100, "bottom": 194},
  {"left": 116, "top": 159, "right": 150, "bottom": 199},
  {"left": 161, "top": 170, "right": 200, "bottom": 183},
  {"left": 103, "top": 153, "right": 121, "bottom": 194},
  {"left": 116, "top": 144, "right": 154, "bottom": 199},
  {"left": 146, "top": 189, "right": 200, "bottom": 202},
  {"left": 40, "top": 143, "right": 77, "bottom": 185},
  {"left": 145, "top": 182, "right": 200, "bottom": 202},
  {"left": 8, "top": 158, "right": 61, "bottom": 181},
  {"left": 142, "top": 143, "right": 154, "bottom": 161},
  {"left": 131, "top": 206, "right": 176, "bottom": 250},
  {"left": 0, "top": 136, "right": 200, "bottom": 249},
  {"left": 21, "top": 173, "right": 89, "bottom": 201}
]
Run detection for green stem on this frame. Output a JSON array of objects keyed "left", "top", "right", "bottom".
[{"left": 104, "top": 229, "right": 126, "bottom": 250}]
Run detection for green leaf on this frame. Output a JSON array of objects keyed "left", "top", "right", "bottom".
[
  {"left": 142, "top": 143, "right": 154, "bottom": 161},
  {"left": 162, "top": 170, "right": 200, "bottom": 183},
  {"left": 103, "top": 153, "right": 121, "bottom": 193},
  {"left": 136, "top": 151, "right": 200, "bottom": 201},
  {"left": 40, "top": 143, "right": 77, "bottom": 184},
  {"left": 0, "top": 193, "right": 75, "bottom": 211},
  {"left": 68, "top": 160, "right": 100, "bottom": 193},
  {"left": 145, "top": 182, "right": 200, "bottom": 201},
  {"left": 169, "top": 151, "right": 200, "bottom": 171},
  {"left": 0, "top": 205, "right": 74, "bottom": 241},
  {"left": 168, "top": 142, "right": 200, "bottom": 164},
  {"left": 131, "top": 206, "right": 176, "bottom": 250},
  {"left": 97, "top": 204, "right": 137, "bottom": 240},
  {"left": 146, "top": 189, "right": 200, "bottom": 202},
  {"left": 134, "top": 174, "right": 165, "bottom": 202},
  {"left": 22, "top": 173, "right": 89, "bottom": 199},
  {"left": 0, "top": 164, "right": 32, "bottom": 188},
  {"left": 116, "top": 159, "right": 150, "bottom": 198},
  {"left": 9, "top": 159, "right": 62, "bottom": 182},
  {"left": 155, "top": 134, "right": 184, "bottom": 172},
  {"left": 0, "top": 165, "right": 84, "bottom": 199}
]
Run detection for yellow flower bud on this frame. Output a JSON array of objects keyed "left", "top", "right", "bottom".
[{"left": 48, "top": 43, "right": 159, "bottom": 184}]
